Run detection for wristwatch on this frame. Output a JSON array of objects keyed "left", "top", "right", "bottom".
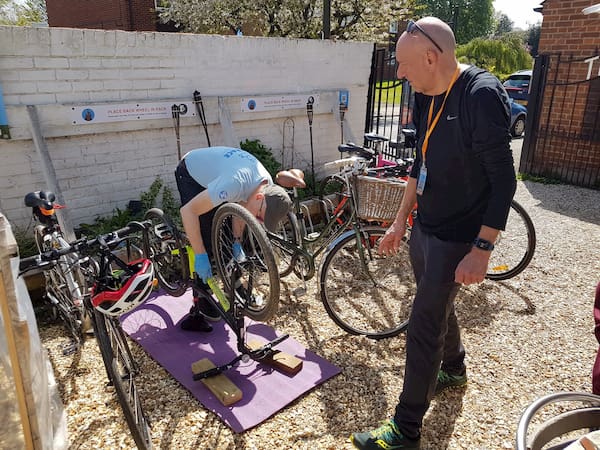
[{"left": 473, "top": 237, "right": 495, "bottom": 251}]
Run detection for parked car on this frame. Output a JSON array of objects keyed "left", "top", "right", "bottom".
[
  {"left": 510, "top": 98, "right": 527, "bottom": 137},
  {"left": 504, "top": 69, "right": 532, "bottom": 106}
]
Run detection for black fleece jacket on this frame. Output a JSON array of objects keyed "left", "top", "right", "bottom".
[{"left": 409, "top": 65, "right": 517, "bottom": 242}]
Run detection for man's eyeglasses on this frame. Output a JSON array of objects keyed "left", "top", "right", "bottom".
[{"left": 407, "top": 20, "right": 444, "bottom": 53}]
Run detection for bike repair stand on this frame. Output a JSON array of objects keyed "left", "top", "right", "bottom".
[{"left": 191, "top": 263, "right": 302, "bottom": 405}]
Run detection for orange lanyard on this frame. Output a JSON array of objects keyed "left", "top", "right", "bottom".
[{"left": 421, "top": 66, "right": 460, "bottom": 165}]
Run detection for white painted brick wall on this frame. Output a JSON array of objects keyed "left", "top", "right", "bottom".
[{"left": 0, "top": 25, "right": 373, "bottom": 230}]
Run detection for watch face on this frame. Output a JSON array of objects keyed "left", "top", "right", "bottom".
[{"left": 474, "top": 238, "right": 494, "bottom": 251}]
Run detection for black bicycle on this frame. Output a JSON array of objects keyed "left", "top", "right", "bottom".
[{"left": 23, "top": 190, "right": 92, "bottom": 355}]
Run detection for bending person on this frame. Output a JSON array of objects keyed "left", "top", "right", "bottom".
[{"left": 175, "top": 146, "right": 292, "bottom": 331}]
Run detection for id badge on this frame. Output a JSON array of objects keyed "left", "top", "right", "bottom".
[{"left": 416, "top": 165, "right": 427, "bottom": 195}]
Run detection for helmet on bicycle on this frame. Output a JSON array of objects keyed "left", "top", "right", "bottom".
[{"left": 92, "top": 258, "right": 155, "bottom": 317}]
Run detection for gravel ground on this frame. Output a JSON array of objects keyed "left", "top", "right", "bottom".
[{"left": 39, "top": 179, "right": 600, "bottom": 450}]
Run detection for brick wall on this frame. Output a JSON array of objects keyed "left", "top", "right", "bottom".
[
  {"left": 0, "top": 26, "right": 372, "bottom": 228},
  {"left": 530, "top": 0, "right": 600, "bottom": 184},
  {"left": 46, "top": 0, "right": 157, "bottom": 31}
]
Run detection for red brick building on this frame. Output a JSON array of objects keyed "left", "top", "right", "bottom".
[
  {"left": 46, "top": 0, "right": 160, "bottom": 31},
  {"left": 522, "top": 0, "right": 600, "bottom": 188}
]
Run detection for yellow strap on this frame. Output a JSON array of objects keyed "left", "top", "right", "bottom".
[{"left": 421, "top": 66, "right": 461, "bottom": 164}]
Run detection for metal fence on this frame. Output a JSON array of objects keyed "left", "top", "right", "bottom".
[
  {"left": 521, "top": 52, "right": 600, "bottom": 189},
  {"left": 365, "top": 46, "right": 416, "bottom": 161}
]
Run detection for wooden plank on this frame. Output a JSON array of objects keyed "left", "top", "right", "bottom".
[
  {"left": 0, "top": 214, "right": 34, "bottom": 450},
  {"left": 248, "top": 339, "right": 303, "bottom": 376},
  {"left": 191, "top": 358, "right": 242, "bottom": 406}
]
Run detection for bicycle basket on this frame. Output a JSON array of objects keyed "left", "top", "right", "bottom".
[{"left": 355, "top": 175, "right": 407, "bottom": 222}]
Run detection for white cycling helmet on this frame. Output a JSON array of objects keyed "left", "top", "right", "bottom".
[{"left": 92, "top": 258, "right": 154, "bottom": 317}]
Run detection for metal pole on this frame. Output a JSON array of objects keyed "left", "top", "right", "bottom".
[
  {"left": 26, "top": 105, "right": 76, "bottom": 242},
  {"left": 323, "top": 0, "right": 331, "bottom": 39}
]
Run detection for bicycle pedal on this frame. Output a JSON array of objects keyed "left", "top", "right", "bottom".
[{"left": 191, "top": 358, "right": 242, "bottom": 406}]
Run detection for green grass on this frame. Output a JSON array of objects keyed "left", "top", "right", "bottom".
[{"left": 374, "top": 81, "right": 404, "bottom": 105}]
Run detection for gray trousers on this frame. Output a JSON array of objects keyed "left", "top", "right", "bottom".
[{"left": 394, "top": 222, "right": 471, "bottom": 439}]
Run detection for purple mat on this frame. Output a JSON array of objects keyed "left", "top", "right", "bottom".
[{"left": 120, "top": 289, "right": 341, "bottom": 433}]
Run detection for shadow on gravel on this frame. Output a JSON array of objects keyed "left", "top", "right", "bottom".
[
  {"left": 422, "top": 387, "right": 465, "bottom": 449},
  {"left": 522, "top": 180, "right": 600, "bottom": 225}
]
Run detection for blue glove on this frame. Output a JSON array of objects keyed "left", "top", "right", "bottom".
[
  {"left": 232, "top": 241, "right": 246, "bottom": 262},
  {"left": 194, "top": 253, "right": 212, "bottom": 283}
]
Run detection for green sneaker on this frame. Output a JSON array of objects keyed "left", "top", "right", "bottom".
[
  {"left": 350, "top": 419, "right": 420, "bottom": 450},
  {"left": 435, "top": 369, "right": 467, "bottom": 395}
]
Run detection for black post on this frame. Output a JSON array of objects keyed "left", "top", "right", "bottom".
[
  {"left": 323, "top": 0, "right": 331, "bottom": 39},
  {"left": 306, "top": 97, "right": 315, "bottom": 192}
]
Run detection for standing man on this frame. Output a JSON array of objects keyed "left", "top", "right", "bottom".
[
  {"left": 175, "top": 146, "right": 292, "bottom": 332},
  {"left": 351, "top": 17, "right": 516, "bottom": 450}
]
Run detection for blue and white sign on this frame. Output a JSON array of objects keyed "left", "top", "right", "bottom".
[
  {"left": 240, "top": 94, "right": 320, "bottom": 113},
  {"left": 70, "top": 101, "right": 196, "bottom": 125}
]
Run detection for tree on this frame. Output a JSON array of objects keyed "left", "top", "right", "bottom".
[
  {"left": 456, "top": 34, "right": 533, "bottom": 80},
  {"left": 493, "top": 12, "right": 513, "bottom": 37},
  {"left": 414, "top": 0, "right": 494, "bottom": 44},
  {"left": 526, "top": 23, "right": 541, "bottom": 57},
  {"left": 0, "top": 0, "right": 46, "bottom": 25},
  {"left": 158, "top": 0, "right": 419, "bottom": 41}
]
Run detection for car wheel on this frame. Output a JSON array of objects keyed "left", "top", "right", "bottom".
[{"left": 511, "top": 115, "right": 526, "bottom": 137}]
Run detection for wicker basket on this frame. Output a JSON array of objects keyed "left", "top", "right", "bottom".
[{"left": 355, "top": 175, "right": 407, "bottom": 222}]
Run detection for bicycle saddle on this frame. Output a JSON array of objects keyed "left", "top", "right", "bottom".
[
  {"left": 364, "top": 132, "right": 389, "bottom": 143},
  {"left": 24, "top": 190, "right": 56, "bottom": 210},
  {"left": 275, "top": 169, "right": 306, "bottom": 188}
]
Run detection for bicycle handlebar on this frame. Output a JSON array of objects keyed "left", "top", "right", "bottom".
[{"left": 18, "top": 222, "right": 143, "bottom": 276}]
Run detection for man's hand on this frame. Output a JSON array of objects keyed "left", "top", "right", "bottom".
[
  {"left": 378, "top": 220, "right": 407, "bottom": 256},
  {"left": 455, "top": 248, "right": 490, "bottom": 285},
  {"left": 194, "top": 252, "right": 212, "bottom": 283}
]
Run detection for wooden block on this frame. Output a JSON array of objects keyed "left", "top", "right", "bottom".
[
  {"left": 248, "top": 339, "right": 303, "bottom": 376},
  {"left": 191, "top": 358, "right": 243, "bottom": 406}
]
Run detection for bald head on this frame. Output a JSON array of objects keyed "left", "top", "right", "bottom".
[
  {"left": 415, "top": 17, "right": 456, "bottom": 53},
  {"left": 395, "top": 16, "right": 460, "bottom": 95}
]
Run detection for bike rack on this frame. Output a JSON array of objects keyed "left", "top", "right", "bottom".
[
  {"left": 300, "top": 204, "right": 315, "bottom": 235},
  {"left": 192, "top": 260, "right": 290, "bottom": 381}
]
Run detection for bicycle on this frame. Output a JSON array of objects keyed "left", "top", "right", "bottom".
[
  {"left": 23, "top": 190, "right": 91, "bottom": 355},
  {"left": 321, "top": 158, "right": 536, "bottom": 281},
  {"left": 19, "top": 220, "right": 159, "bottom": 450},
  {"left": 270, "top": 157, "right": 414, "bottom": 339},
  {"left": 145, "top": 205, "right": 286, "bottom": 378}
]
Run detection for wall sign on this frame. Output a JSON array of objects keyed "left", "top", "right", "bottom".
[
  {"left": 70, "top": 101, "right": 197, "bottom": 125},
  {"left": 240, "top": 94, "right": 320, "bottom": 113},
  {"left": 0, "top": 83, "right": 9, "bottom": 139}
]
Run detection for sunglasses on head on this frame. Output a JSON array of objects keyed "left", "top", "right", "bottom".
[{"left": 407, "top": 20, "right": 444, "bottom": 53}]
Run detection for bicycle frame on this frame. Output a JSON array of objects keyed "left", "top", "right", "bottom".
[{"left": 268, "top": 159, "right": 379, "bottom": 282}]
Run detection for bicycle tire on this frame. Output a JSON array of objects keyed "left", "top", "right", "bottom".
[
  {"left": 319, "top": 226, "right": 414, "bottom": 339},
  {"left": 93, "top": 309, "right": 152, "bottom": 450},
  {"left": 211, "top": 203, "right": 280, "bottom": 322},
  {"left": 271, "top": 210, "right": 301, "bottom": 278},
  {"left": 486, "top": 199, "right": 536, "bottom": 281},
  {"left": 143, "top": 208, "right": 189, "bottom": 296}
]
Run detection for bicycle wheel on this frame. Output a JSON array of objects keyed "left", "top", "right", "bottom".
[
  {"left": 211, "top": 203, "right": 280, "bottom": 322},
  {"left": 143, "top": 208, "right": 189, "bottom": 296},
  {"left": 271, "top": 211, "right": 301, "bottom": 278},
  {"left": 486, "top": 200, "right": 536, "bottom": 281},
  {"left": 93, "top": 309, "right": 152, "bottom": 450},
  {"left": 319, "top": 226, "right": 414, "bottom": 339}
]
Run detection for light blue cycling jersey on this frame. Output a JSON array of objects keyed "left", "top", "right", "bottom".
[{"left": 182, "top": 146, "right": 273, "bottom": 206}]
